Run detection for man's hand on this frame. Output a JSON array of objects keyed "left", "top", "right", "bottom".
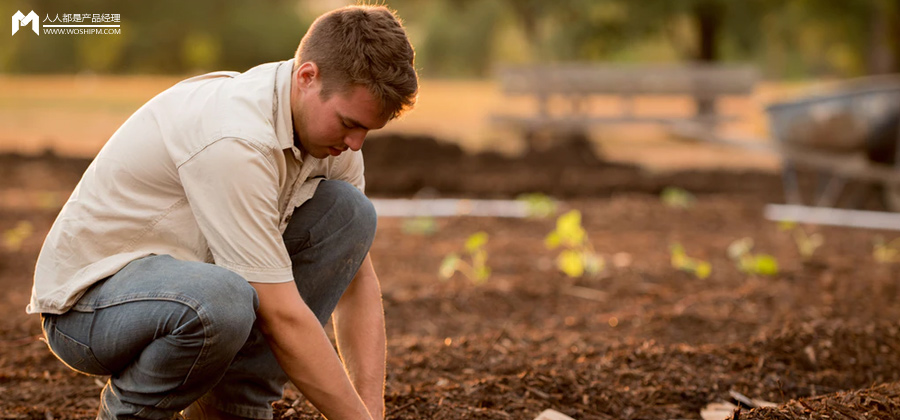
[
  {"left": 251, "top": 281, "right": 373, "bottom": 420},
  {"left": 333, "top": 254, "right": 386, "bottom": 420}
]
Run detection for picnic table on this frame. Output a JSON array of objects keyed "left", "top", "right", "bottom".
[{"left": 491, "top": 63, "right": 759, "bottom": 149}]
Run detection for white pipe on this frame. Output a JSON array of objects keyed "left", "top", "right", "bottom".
[
  {"left": 764, "top": 204, "right": 900, "bottom": 231},
  {"left": 371, "top": 198, "right": 530, "bottom": 218}
]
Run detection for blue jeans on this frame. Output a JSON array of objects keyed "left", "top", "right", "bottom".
[{"left": 41, "top": 180, "right": 377, "bottom": 420}]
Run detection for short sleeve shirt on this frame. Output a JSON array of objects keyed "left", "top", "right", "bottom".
[{"left": 28, "top": 60, "right": 365, "bottom": 314}]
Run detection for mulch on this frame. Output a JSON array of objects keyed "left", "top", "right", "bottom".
[{"left": 2, "top": 142, "right": 900, "bottom": 419}]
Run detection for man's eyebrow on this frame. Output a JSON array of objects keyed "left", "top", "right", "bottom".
[{"left": 341, "top": 114, "right": 370, "bottom": 130}]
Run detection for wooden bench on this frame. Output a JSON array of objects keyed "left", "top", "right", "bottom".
[{"left": 491, "top": 63, "right": 759, "bottom": 148}]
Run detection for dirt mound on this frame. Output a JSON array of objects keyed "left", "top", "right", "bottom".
[
  {"left": 363, "top": 134, "right": 468, "bottom": 167},
  {"left": 0, "top": 152, "right": 91, "bottom": 192},
  {"left": 363, "top": 134, "right": 785, "bottom": 200},
  {"left": 364, "top": 132, "right": 603, "bottom": 168},
  {"left": 268, "top": 321, "right": 900, "bottom": 419},
  {"left": 734, "top": 381, "right": 900, "bottom": 419},
  {"left": 0, "top": 136, "right": 788, "bottom": 201}
]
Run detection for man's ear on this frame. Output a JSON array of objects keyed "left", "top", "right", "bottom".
[{"left": 295, "top": 61, "right": 319, "bottom": 89}]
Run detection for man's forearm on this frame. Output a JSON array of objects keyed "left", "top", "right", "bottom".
[
  {"left": 333, "top": 255, "right": 386, "bottom": 419},
  {"left": 252, "top": 282, "right": 373, "bottom": 420},
  {"left": 335, "top": 300, "right": 385, "bottom": 418}
]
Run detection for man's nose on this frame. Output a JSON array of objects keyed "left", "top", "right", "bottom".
[{"left": 344, "top": 130, "right": 367, "bottom": 151}]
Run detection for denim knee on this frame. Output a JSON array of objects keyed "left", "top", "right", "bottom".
[
  {"left": 315, "top": 180, "right": 377, "bottom": 241},
  {"left": 284, "top": 180, "right": 377, "bottom": 249},
  {"left": 187, "top": 267, "right": 259, "bottom": 347},
  {"left": 281, "top": 181, "right": 376, "bottom": 325}
]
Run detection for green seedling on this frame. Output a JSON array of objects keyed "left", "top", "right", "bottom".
[
  {"left": 545, "top": 210, "right": 604, "bottom": 278},
  {"left": 873, "top": 236, "right": 900, "bottom": 264},
  {"left": 777, "top": 221, "right": 823, "bottom": 260},
  {"left": 727, "top": 237, "right": 779, "bottom": 276},
  {"left": 439, "top": 231, "right": 491, "bottom": 284},
  {"left": 516, "top": 193, "right": 558, "bottom": 218},
  {"left": 402, "top": 216, "right": 438, "bottom": 236},
  {"left": 660, "top": 187, "right": 696, "bottom": 209},
  {"left": 36, "top": 191, "right": 64, "bottom": 210},
  {"left": 669, "top": 243, "right": 711, "bottom": 279},
  {"left": 2, "top": 221, "right": 34, "bottom": 252}
]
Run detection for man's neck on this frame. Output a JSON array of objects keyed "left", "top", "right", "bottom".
[{"left": 292, "top": 132, "right": 310, "bottom": 160}]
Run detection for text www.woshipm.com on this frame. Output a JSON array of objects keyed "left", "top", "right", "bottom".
[{"left": 43, "top": 28, "right": 121, "bottom": 35}]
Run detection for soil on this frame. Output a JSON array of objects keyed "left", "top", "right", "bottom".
[{"left": 2, "top": 136, "right": 900, "bottom": 419}]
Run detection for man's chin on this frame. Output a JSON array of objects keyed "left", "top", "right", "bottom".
[
  {"left": 309, "top": 147, "right": 341, "bottom": 159},
  {"left": 309, "top": 148, "right": 330, "bottom": 159}
]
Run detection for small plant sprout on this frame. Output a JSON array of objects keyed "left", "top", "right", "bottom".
[
  {"left": 777, "top": 221, "right": 823, "bottom": 260},
  {"left": 516, "top": 193, "right": 558, "bottom": 218},
  {"left": 439, "top": 231, "right": 491, "bottom": 284},
  {"left": 402, "top": 216, "right": 438, "bottom": 236},
  {"left": 727, "top": 237, "right": 779, "bottom": 276},
  {"left": 2, "top": 221, "right": 34, "bottom": 252},
  {"left": 545, "top": 210, "right": 604, "bottom": 278},
  {"left": 660, "top": 187, "right": 696, "bottom": 209},
  {"left": 669, "top": 243, "right": 711, "bottom": 279},
  {"left": 873, "top": 236, "right": 900, "bottom": 264}
]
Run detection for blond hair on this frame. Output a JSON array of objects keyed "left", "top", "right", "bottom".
[{"left": 295, "top": 5, "right": 418, "bottom": 120}]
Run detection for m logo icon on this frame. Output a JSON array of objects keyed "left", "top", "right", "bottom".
[{"left": 12, "top": 10, "right": 39, "bottom": 36}]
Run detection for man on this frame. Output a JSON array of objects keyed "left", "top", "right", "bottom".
[{"left": 28, "top": 5, "right": 417, "bottom": 420}]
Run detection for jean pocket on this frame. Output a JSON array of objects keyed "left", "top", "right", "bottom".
[{"left": 44, "top": 317, "right": 110, "bottom": 376}]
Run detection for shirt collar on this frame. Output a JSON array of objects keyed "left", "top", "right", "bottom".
[{"left": 273, "top": 59, "right": 304, "bottom": 162}]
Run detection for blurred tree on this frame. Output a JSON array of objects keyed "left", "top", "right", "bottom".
[
  {"left": 2, "top": 0, "right": 307, "bottom": 74},
  {"left": 757, "top": 0, "right": 898, "bottom": 77},
  {"left": 181, "top": 31, "right": 221, "bottom": 73},
  {"left": 811, "top": 0, "right": 899, "bottom": 74},
  {"left": 75, "top": 28, "right": 128, "bottom": 73},
  {"left": 600, "top": 0, "right": 896, "bottom": 77},
  {"left": 501, "top": 0, "right": 543, "bottom": 58},
  {"left": 616, "top": 0, "right": 770, "bottom": 114},
  {"left": 496, "top": 0, "right": 633, "bottom": 62},
  {"left": 414, "top": 0, "right": 500, "bottom": 77},
  {"left": 542, "top": 0, "right": 633, "bottom": 61},
  {"left": 611, "top": 0, "right": 775, "bottom": 63},
  {"left": 1, "top": 0, "right": 897, "bottom": 78}
]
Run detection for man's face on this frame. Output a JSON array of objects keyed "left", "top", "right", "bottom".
[{"left": 291, "top": 62, "right": 389, "bottom": 159}]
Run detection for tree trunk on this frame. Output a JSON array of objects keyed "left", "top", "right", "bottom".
[
  {"left": 893, "top": 0, "right": 900, "bottom": 72},
  {"left": 693, "top": 1, "right": 723, "bottom": 120},
  {"left": 868, "top": 1, "right": 896, "bottom": 74},
  {"left": 694, "top": 1, "right": 721, "bottom": 62}
]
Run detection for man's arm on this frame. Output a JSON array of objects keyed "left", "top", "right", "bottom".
[
  {"left": 332, "top": 254, "right": 386, "bottom": 420},
  {"left": 251, "top": 282, "right": 373, "bottom": 420},
  {"left": 177, "top": 138, "right": 373, "bottom": 418}
]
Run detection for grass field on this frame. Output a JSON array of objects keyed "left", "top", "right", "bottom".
[{"left": 0, "top": 74, "right": 829, "bottom": 171}]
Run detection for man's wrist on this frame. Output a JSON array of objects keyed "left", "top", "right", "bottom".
[{"left": 361, "top": 395, "right": 384, "bottom": 420}]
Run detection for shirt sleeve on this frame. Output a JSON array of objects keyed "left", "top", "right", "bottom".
[{"left": 177, "top": 137, "right": 293, "bottom": 283}]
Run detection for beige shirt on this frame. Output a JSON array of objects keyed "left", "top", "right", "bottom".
[{"left": 29, "top": 60, "right": 365, "bottom": 314}]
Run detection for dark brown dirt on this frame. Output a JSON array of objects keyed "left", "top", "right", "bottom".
[
  {"left": 733, "top": 381, "right": 900, "bottom": 419},
  {"left": 362, "top": 133, "right": 788, "bottom": 201},
  {"left": 2, "top": 137, "right": 900, "bottom": 419}
]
